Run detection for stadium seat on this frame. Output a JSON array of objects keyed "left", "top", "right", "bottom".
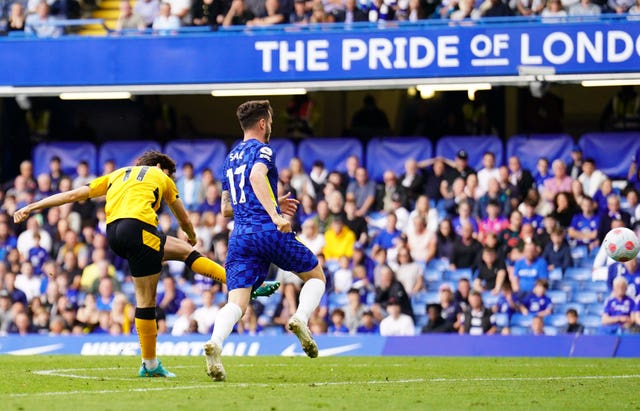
[
  {"left": 213, "top": 292, "right": 227, "bottom": 306},
  {"left": 565, "top": 267, "right": 592, "bottom": 282},
  {"left": 547, "top": 290, "right": 568, "bottom": 305},
  {"left": 553, "top": 302, "right": 585, "bottom": 316},
  {"left": 509, "top": 326, "right": 529, "bottom": 336},
  {"left": 427, "top": 259, "right": 450, "bottom": 272},
  {"left": 328, "top": 292, "right": 349, "bottom": 308},
  {"left": 33, "top": 141, "right": 98, "bottom": 177},
  {"left": 365, "top": 137, "right": 432, "bottom": 182},
  {"left": 581, "top": 314, "right": 602, "bottom": 328},
  {"left": 506, "top": 134, "right": 574, "bottom": 173},
  {"left": 493, "top": 313, "right": 510, "bottom": 328},
  {"left": 436, "top": 135, "right": 504, "bottom": 169},
  {"left": 412, "top": 302, "right": 426, "bottom": 316},
  {"left": 444, "top": 268, "right": 472, "bottom": 282},
  {"left": 165, "top": 140, "right": 227, "bottom": 180},
  {"left": 423, "top": 291, "right": 440, "bottom": 305},
  {"left": 582, "top": 281, "right": 609, "bottom": 293},
  {"left": 98, "top": 140, "right": 161, "bottom": 169},
  {"left": 297, "top": 138, "right": 363, "bottom": 173},
  {"left": 544, "top": 326, "right": 559, "bottom": 336},
  {"left": 482, "top": 292, "right": 499, "bottom": 307},
  {"left": 579, "top": 132, "right": 640, "bottom": 179},
  {"left": 511, "top": 313, "right": 534, "bottom": 328},
  {"left": 572, "top": 291, "right": 599, "bottom": 305},
  {"left": 586, "top": 302, "right": 603, "bottom": 315},
  {"left": 549, "top": 268, "right": 563, "bottom": 282},
  {"left": 424, "top": 268, "right": 443, "bottom": 283},
  {"left": 544, "top": 314, "right": 568, "bottom": 328}
]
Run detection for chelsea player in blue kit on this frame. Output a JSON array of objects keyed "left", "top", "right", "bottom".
[{"left": 204, "top": 100, "right": 327, "bottom": 381}]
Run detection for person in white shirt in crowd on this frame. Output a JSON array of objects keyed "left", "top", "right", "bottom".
[
  {"left": 166, "top": 0, "right": 191, "bottom": 23},
  {"left": 193, "top": 290, "right": 220, "bottom": 334},
  {"left": 298, "top": 218, "right": 325, "bottom": 255},
  {"left": 379, "top": 298, "right": 415, "bottom": 336},
  {"left": 171, "top": 298, "right": 197, "bottom": 336},
  {"left": 541, "top": 0, "right": 568, "bottom": 18},
  {"left": 578, "top": 158, "right": 607, "bottom": 198},
  {"left": 407, "top": 194, "right": 439, "bottom": 234},
  {"left": 72, "top": 161, "right": 96, "bottom": 190},
  {"left": 333, "top": 256, "right": 354, "bottom": 294},
  {"left": 395, "top": 246, "right": 425, "bottom": 297},
  {"left": 289, "top": 157, "right": 316, "bottom": 200},
  {"left": 14, "top": 261, "right": 41, "bottom": 302},
  {"left": 153, "top": 2, "right": 181, "bottom": 31},
  {"left": 135, "top": 0, "right": 161, "bottom": 26},
  {"left": 406, "top": 215, "right": 437, "bottom": 264},
  {"left": 568, "top": 0, "right": 601, "bottom": 15},
  {"left": 476, "top": 151, "right": 501, "bottom": 197},
  {"left": 17, "top": 216, "right": 52, "bottom": 256},
  {"left": 25, "top": 1, "right": 62, "bottom": 38}
]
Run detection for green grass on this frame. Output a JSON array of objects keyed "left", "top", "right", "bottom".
[{"left": 2, "top": 356, "right": 640, "bottom": 411}]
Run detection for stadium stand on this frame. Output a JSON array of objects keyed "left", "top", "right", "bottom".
[{"left": 435, "top": 135, "right": 504, "bottom": 169}]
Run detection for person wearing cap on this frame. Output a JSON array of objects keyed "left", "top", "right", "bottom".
[
  {"left": 459, "top": 290, "right": 496, "bottom": 335},
  {"left": 379, "top": 297, "right": 415, "bottom": 336}
]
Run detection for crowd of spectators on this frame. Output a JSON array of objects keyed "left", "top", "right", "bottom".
[
  {"left": 2, "top": 0, "right": 639, "bottom": 37},
  {"left": 2, "top": 146, "right": 640, "bottom": 338}
]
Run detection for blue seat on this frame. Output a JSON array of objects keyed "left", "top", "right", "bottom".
[
  {"left": 509, "top": 326, "right": 530, "bottom": 336},
  {"left": 554, "top": 302, "right": 585, "bottom": 316},
  {"left": 493, "top": 312, "right": 510, "bottom": 328},
  {"left": 423, "top": 291, "right": 440, "bottom": 305},
  {"left": 544, "top": 314, "right": 568, "bottom": 328},
  {"left": 547, "top": 290, "right": 568, "bottom": 305},
  {"left": 436, "top": 135, "right": 504, "bottom": 169},
  {"left": 572, "top": 291, "right": 599, "bottom": 305},
  {"left": 586, "top": 302, "right": 603, "bottom": 315},
  {"left": 581, "top": 314, "right": 602, "bottom": 328},
  {"left": 328, "top": 292, "right": 349, "bottom": 308},
  {"left": 511, "top": 313, "right": 534, "bottom": 328},
  {"left": 298, "top": 138, "right": 363, "bottom": 173},
  {"left": 579, "top": 132, "right": 640, "bottom": 179},
  {"left": 365, "top": 137, "right": 432, "bottom": 182},
  {"left": 549, "top": 268, "right": 563, "bottom": 281},
  {"left": 482, "top": 292, "right": 499, "bottom": 307},
  {"left": 550, "top": 280, "right": 577, "bottom": 296},
  {"left": 506, "top": 134, "right": 573, "bottom": 174},
  {"left": 99, "top": 140, "right": 162, "bottom": 169},
  {"left": 412, "top": 302, "right": 427, "bottom": 316},
  {"left": 565, "top": 267, "right": 592, "bottom": 282},
  {"left": 544, "top": 326, "right": 559, "bottom": 336},
  {"left": 424, "top": 269, "right": 443, "bottom": 283},
  {"left": 444, "top": 268, "right": 472, "bottom": 282},
  {"left": 165, "top": 139, "right": 227, "bottom": 180},
  {"left": 427, "top": 259, "right": 450, "bottom": 272},
  {"left": 582, "top": 281, "right": 609, "bottom": 293},
  {"left": 33, "top": 141, "right": 98, "bottom": 177}
]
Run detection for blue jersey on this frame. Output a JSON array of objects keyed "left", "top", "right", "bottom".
[
  {"left": 522, "top": 293, "right": 552, "bottom": 314},
  {"left": 222, "top": 139, "right": 280, "bottom": 235},
  {"left": 522, "top": 214, "right": 544, "bottom": 232},
  {"left": 513, "top": 257, "right": 549, "bottom": 293},
  {"left": 495, "top": 293, "right": 518, "bottom": 317},
  {"left": 570, "top": 213, "right": 600, "bottom": 246},
  {"left": 28, "top": 246, "right": 48, "bottom": 276},
  {"left": 603, "top": 295, "right": 635, "bottom": 318},
  {"left": 607, "top": 262, "right": 640, "bottom": 298}
]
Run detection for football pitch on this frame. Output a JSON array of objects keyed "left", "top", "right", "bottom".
[{"left": 2, "top": 356, "right": 639, "bottom": 411}]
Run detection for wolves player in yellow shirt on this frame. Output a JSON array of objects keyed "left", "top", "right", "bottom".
[{"left": 13, "top": 151, "right": 278, "bottom": 378}]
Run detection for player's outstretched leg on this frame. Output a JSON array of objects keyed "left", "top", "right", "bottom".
[
  {"left": 287, "top": 315, "right": 318, "bottom": 358},
  {"left": 252, "top": 280, "right": 280, "bottom": 299},
  {"left": 287, "top": 270, "right": 325, "bottom": 358},
  {"left": 203, "top": 340, "right": 226, "bottom": 382}
]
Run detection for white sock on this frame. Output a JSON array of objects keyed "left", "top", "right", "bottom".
[
  {"left": 294, "top": 278, "right": 325, "bottom": 324},
  {"left": 143, "top": 358, "right": 158, "bottom": 370},
  {"left": 210, "top": 302, "right": 243, "bottom": 346}
]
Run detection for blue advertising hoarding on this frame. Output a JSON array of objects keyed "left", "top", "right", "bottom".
[
  {"left": 0, "top": 19, "right": 639, "bottom": 87},
  {"left": 1, "top": 335, "right": 639, "bottom": 357}
]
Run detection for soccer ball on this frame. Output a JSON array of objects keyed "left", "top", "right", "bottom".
[{"left": 603, "top": 227, "right": 640, "bottom": 262}]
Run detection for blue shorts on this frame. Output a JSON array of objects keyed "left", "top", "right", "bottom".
[{"left": 226, "top": 230, "right": 319, "bottom": 291}]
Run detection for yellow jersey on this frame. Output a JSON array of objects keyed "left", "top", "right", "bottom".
[{"left": 88, "top": 165, "right": 179, "bottom": 226}]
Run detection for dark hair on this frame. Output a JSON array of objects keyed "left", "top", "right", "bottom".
[
  {"left": 50, "top": 156, "right": 61, "bottom": 163},
  {"left": 136, "top": 151, "right": 177, "bottom": 177},
  {"left": 535, "top": 279, "right": 549, "bottom": 290},
  {"left": 566, "top": 308, "right": 578, "bottom": 317},
  {"left": 236, "top": 100, "right": 273, "bottom": 131}
]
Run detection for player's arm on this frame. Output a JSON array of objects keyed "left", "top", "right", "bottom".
[
  {"left": 13, "top": 186, "right": 90, "bottom": 223},
  {"left": 249, "top": 162, "right": 291, "bottom": 233},
  {"left": 168, "top": 198, "right": 197, "bottom": 246},
  {"left": 221, "top": 190, "right": 234, "bottom": 218}
]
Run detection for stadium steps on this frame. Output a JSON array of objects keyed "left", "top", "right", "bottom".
[{"left": 78, "top": 0, "right": 120, "bottom": 36}]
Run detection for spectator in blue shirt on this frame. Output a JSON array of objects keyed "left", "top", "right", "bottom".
[
  {"left": 568, "top": 196, "right": 600, "bottom": 251},
  {"left": 601, "top": 276, "right": 636, "bottom": 334},
  {"left": 607, "top": 257, "right": 640, "bottom": 299},
  {"left": 519, "top": 279, "right": 553, "bottom": 318},
  {"left": 356, "top": 310, "right": 380, "bottom": 334},
  {"left": 27, "top": 232, "right": 48, "bottom": 276},
  {"left": 176, "top": 162, "right": 202, "bottom": 212},
  {"left": 542, "top": 227, "right": 572, "bottom": 273},
  {"left": 371, "top": 213, "right": 402, "bottom": 255},
  {"left": 451, "top": 200, "right": 479, "bottom": 237},
  {"left": 521, "top": 199, "right": 544, "bottom": 235},
  {"left": 156, "top": 275, "right": 186, "bottom": 315},
  {"left": 512, "top": 241, "right": 549, "bottom": 295},
  {"left": 328, "top": 308, "right": 350, "bottom": 335}
]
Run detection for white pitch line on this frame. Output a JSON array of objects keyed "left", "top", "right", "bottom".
[{"left": 10, "top": 371, "right": 640, "bottom": 398}]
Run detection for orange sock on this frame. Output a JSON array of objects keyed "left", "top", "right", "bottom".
[
  {"left": 135, "top": 314, "right": 157, "bottom": 361},
  {"left": 186, "top": 251, "right": 226, "bottom": 283}
]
